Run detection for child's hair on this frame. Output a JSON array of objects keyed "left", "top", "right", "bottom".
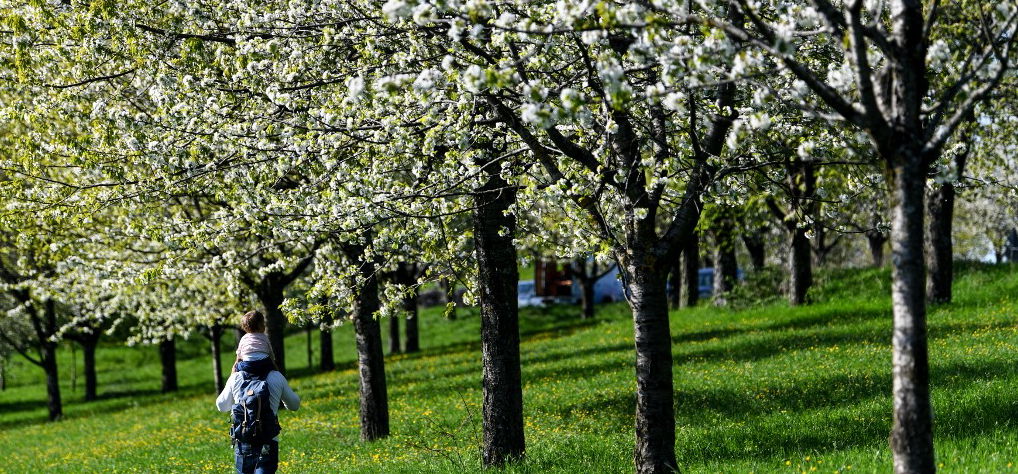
[{"left": 241, "top": 310, "right": 266, "bottom": 333}]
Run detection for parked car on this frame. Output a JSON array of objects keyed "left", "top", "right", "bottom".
[
  {"left": 697, "top": 267, "right": 746, "bottom": 299},
  {"left": 591, "top": 265, "right": 626, "bottom": 303},
  {"left": 697, "top": 268, "right": 714, "bottom": 299},
  {"left": 517, "top": 280, "right": 546, "bottom": 307},
  {"left": 521, "top": 261, "right": 626, "bottom": 307}
]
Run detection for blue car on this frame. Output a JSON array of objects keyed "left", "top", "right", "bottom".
[
  {"left": 697, "top": 268, "right": 745, "bottom": 299},
  {"left": 591, "top": 265, "right": 625, "bottom": 303}
]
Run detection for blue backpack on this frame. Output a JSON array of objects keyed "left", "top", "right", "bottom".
[{"left": 230, "top": 371, "right": 281, "bottom": 444}]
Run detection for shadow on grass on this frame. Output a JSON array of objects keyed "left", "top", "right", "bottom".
[
  {"left": 391, "top": 304, "right": 904, "bottom": 405},
  {"left": 408, "top": 313, "right": 603, "bottom": 360},
  {"left": 0, "top": 380, "right": 213, "bottom": 431},
  {"left": 0, "top": 304, "right": 606, "bottom": 432},
  {"left": 0, "top": 398, "right": 47, "bottom": 415},
  {"left": 532, "top": 354, "right": 1018, "bottom": 467},
  {"left": 383, "top": 317, "right": 608, "bottom": 390},
  {"left": 284, "top": 360, "right": 359, "bottom": 381}
]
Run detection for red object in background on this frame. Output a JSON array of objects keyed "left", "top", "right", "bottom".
[{"left": 534, "top": 260, "right": 574, "bottom": 298}]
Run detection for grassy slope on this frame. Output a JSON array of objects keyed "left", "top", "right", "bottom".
[{"left": 1, "top": 263, "right": 1017, "bottom": 473}]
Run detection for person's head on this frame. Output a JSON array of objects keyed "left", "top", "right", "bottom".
[{"left": 241, "top": 310, "right": 266, "bottom": 334}]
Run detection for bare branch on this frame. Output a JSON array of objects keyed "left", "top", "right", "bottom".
[{"left": 46, "top": 68, "right": 136, "bottom": 89}]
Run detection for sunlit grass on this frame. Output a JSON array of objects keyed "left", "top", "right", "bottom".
[{"left": 1, "top": 263, "right": 1016, "bottom": 472}]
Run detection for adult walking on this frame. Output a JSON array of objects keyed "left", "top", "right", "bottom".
[{"left": 216, "top": 311, "right": 301, "bottom": 474}]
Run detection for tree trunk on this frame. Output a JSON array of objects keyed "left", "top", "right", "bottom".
[
  {"left": 43, "top": 343, "right": 62, "bottom": 420},
  {"left": 579, "top": 275, "right": 596, "bottom": 319},
  {"left": 38, "top": 300, "right": 62, "bottom": 420},
  {"left": 888, "top": 154, "right": 935, "bottom": 473},
  {"left": 346, "top": 241, "right": 390, "bottom": 441},
  {"left": 810, "top": 225, "right": 841, "bottom": 267},
  {"left": 306, "top": 325, "right": 314, "bottom": 369},
  {"left": 70, "top": 342, "right": 76, "bottom": 394},
  {"left": 441, "top": 277, "right": 457, "bottom": 320},
  {"left": 260, "top": 289, "right": 287, "bottom": 375},
  {"left": 668, "top": 252, "right": 682, "bottom": 310},
  {"left": 320, "top": 325, "right": 335, "bottom": 371},
  {"left": 926, "top": 183, "right": 954, "bottom": 303},
  {"left": 159, "top": 337, "right": 178, "bottom": 393},
  {"left": 712, "top": 216, "right": 739, "bottom": 306},
  {"left": 789, "top": 227, "right": 813, "bottom": 306},
  {"left": 404, "top": 287, "right": 420, "bottom": 353},
  {"left": 1006, "top": 228, "right": 1018, "bottom": 262},
  {"left": 210, "top": 325, "right": 224, "bottom": 393},
  {"left": 742, "top": 231, "right": 766, "bottom": 270},
  {"left": 867, "top": 230, "right": 888, "bottom": 267},
  {"left": 393, "top": 262, "right": 421, "bottom": 353},
  {"left": 82, "top": 336, "right": 99, "bottom": 401},
  {"left": 319, "top": 306, "right": 336, "bottom": 371},
  {"left": 622, "top": 257, "right": 678, "bottom": 473},
  {"left": 572, "top": 258, "right": 603, "bottom": 319},
  {"left": 682, "top": 234, "right": 700, "bottom": 308},
  {"left": 474, "top": 165, "right": 525, "bottom": 467},
  {"left": 388, "top": 311, "right": 401, "bottom": 355}
]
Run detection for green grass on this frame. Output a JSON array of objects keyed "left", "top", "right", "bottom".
[{"left": 1, "top": 263, "right": 1017, "bottom": 472}]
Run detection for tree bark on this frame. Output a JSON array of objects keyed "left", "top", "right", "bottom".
[
  {"left": 926, "top": 183, "right": 955, "bottom": 304},
  {"left": 622, "top": 256, "right": 678, "bottom": 473},
  {"left": 70, "top": 343, "right": 76, "bottom": 394},
  {"left": 306, "top": 325, "right": 314, "bottom": 369},
  {"left": 867, "top": 230, "right": 888, "bottom": 267},
  {"left": 36, "top": 299, "right": 63, "bottom": 420},
  {"left": 715, "top": 247, "right": 738, "bottom": 300},
  {"left": 404, "top": 288, "right": 420, "bottom": 353},
  {"left": 572, "top": 258, "right": 605, "bottom": 319},
  {"left": 42, "top": 342, "right": 62, "bottom": 420},
  {"left": 474, "top": 164, "right": 525, "bottom": 466},
  {"left": 159, "top": 337, "right": 178, "bottom": 393},
  {"left": 320, "top": 311, "right": 335, "bottom": 372},
  {"left": 742, "top": 230, "right": 766, "bottom": 270},
  {"left": 320, "top": 327, "right": 335, "bottom": 371},
  {"left": 789, "top": 227, "right": 813, "bottom": 306},
  {"left": 246, "top": 253, "right": 318, "bottom": 377},
  {"left": 682, "top": 234, "right": 700, "bottom": 308},
  {"left": 210, "top": 325, "right": 224, "bottom": 393},
  {"left": 712, "top": 215, "right": 739, "bottom": 306},
  {"left": 394, "top": 262, "right": 420, "bottom": 353},
  {"left": 388, "top": 311, "right": 401, "bottom": 354},
  {"left": 345, "top": 241, "right": 390, "bottom": 441},
  {"left": 810, "top": 225, "right": 841, "bottom": 267},
  {"left": 579, "top": 275, "right": 597, "bottom": 319},
  {"left": 668, "top": 252, "right": 682, "bottom": 310},
  {"left": 82, "top": 336, "right": 99, "bottom": 402},
  {"left": 888, "top": 154, "right": 936, "bottom": 473},
  {"left": 769, "top": 160, "right": 818, "bottom": 305},
  {"left": 258, "top": 287, "right": 287, "bottom": 375},
  {"left": 1006, "top": 228, "right": 1018, "bottom": 262}
]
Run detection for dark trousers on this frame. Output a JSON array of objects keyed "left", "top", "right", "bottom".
[{"left": 235, "top": 440, "right": 279, "bottom": 474}]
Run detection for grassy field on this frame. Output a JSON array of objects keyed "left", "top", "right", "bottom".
[{"left": 1, "top": 263, "right": 1017, "bottom": 473}]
